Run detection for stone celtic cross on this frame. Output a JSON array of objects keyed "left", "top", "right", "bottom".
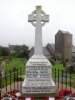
[{"left": 28, "top": 6, "right": 49, "bottom": 55}]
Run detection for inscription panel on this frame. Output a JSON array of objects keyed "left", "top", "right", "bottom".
[
  {"left": 26, "top": 65, "right": 51, "bottom": 80},
  {"left": 23, "top": 86, "right": 55, "bottom": 93}
]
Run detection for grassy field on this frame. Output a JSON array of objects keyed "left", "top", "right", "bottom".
[
  {"left": 5, "top": 59, "right": 65, "bottom": 78},
  {"left": 5, "top": 58, "right": 27, "bottom": 73},
  {"left": 52, "top": 60, "right": 63, "bottom": 70},
  {"left": 0, "top": 57, "right": 27, "bottom": 88},
  {"left": 52, "top": 60, "right": 64, "bottom": 78},
  {"left": 0, "top": 57, "right": 75, "bottom": 88},
  {"left": 4, "top": 58, "right": 75, "bottom": 78},
  {"left": 5, "top": 59, "right": 64, "bottom": 75},
  {"left": 3, "top": 57, "right": 63, "bottom": 72}
]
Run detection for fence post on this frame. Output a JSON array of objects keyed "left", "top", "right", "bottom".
[
  {"left": 61, "top": 70, "right": 63, "bottom": 90},
  {"left": 55, "top": 68, "right": 56, "bottom": 85},
  {"left": 13, "top": 69, "right": 16, "bottom": 90},
  {"left": 58, "top": 69, "right": 59, "bottom": 89},
  {"left": 65, "top": 70, "right": 67, "bottom": 90},
  {"left": 17, "top": 69, "right": 18, "bottom": 90},
  {"left": 0, "top": 71, "right": 2, "bottom": 100},
  {"left": 10, "top": 70, "right": 11, "bottom": 92},
  {"left": 70, "top": 66, "right": 71, "bottom": 91},
  {"left": 20, "top": 68, "right": 22, "bottom": 92},
  {"left": 5, "top": 72, "right": 7, "bottom": 92}
]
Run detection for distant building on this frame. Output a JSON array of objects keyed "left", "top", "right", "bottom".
[
  {"left": 29, "top": 30, "right": 74, "bottom": 60},
  {"left": 9, "top": 30, "right": 74, "bottom": 61},
  {"left": 29, "top": 43, "right": 55, "bottom": 60},
  {"left": 46, "top": 43, "right": 55, "bottom": 59},
  {"left": 9, "top": 45, "right": 22, "bottom": 53},
  {"left": 55, "top": 30, "right": 72, "bottom": 60}
]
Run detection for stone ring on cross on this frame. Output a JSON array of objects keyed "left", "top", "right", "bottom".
[
  {"left": 30, "top": 10, "right": 48, "bottom": 27},
  {"left": 28, "top": 6, "right": 49, "bottom": 27}
]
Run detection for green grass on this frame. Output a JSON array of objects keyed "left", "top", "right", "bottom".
[
  {"left": 0, "top": 56, "right": 5, "bottom": 61},
  {"left": 52, "top": 61, "right": 75, "bottom": 88},
  {"left": 1, "top": 58, "right": 27, "bottom": 87},
  {"left": 5, "top": 58, "right": 27, "bottom": 73},
  {"left": 1, "top": 57, "right": 27, "bottom": 88},
  {"left": 1, "top": 72, "right": 24, "bottom": 88},
  {"left": 5, "top": 59, "right": 64, "bottom": 78},
  {"left": 52, "top": 61, "right": 63, "bottom": 77},
  {"left": 52, "top": 60, "right": 63, "bottom": 70},
  {"left": 1, "top": 58, "right": 75, "bottom": 89}
]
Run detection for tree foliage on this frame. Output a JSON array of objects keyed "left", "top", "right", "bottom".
[
  {"left": 10, "top": 45, "right": 30, "bottom": 59},
  {"left": 0, "top": 44, "right": 30, "bottom": 59},
  {"left": 0, "top": 46, "right": 10, "bottom": 56},
  {"left": 66, "top": 66, "right": 75, "bottom": 73}
]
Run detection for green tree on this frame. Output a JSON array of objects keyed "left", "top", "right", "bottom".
[
  {"left": 1, "top": 47, "right": 10, "bottom": 56},
  {"left": 0, "top": 46, "right": 2, "bottom": 56},
  {"left": 66, "top": 66, "right": 75, "bottom": 73},
  {"left": 11, "top": 45, "right": 30, "bottom": 58},
  {"left": 19, "top": 45, "right": 30, "bottom": 58},
  {"left": 14, "top": 45, "right": 22, "bottom": 52},
  {"left": 0, "top": 46, "right": 10, "bottom": 56}
]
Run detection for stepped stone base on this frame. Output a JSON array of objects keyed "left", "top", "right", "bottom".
[{"left": 22, "top": 55, "right": 55, "bottom": 95}]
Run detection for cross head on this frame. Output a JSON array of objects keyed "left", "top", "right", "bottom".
[{"left": 28, "top": 6, "right": 49, "bottom": 27}]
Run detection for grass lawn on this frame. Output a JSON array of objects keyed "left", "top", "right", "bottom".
[
  {"left": 5, "top": 58, "right": 75, "bottom": 78},
  {"left": 0, "top": 57, "right": 27, "bottom": 88},
  {"left": 52, "top": 60, "right": 63, "bottom": 70},
  {"left": 1, "top": 58, "right": 75, "bottom": 89},
  {"left": 52, "top": 61, "right": 75, "bottom": 89},
  {"left": 5, "top": 58, "right": 27, "bottom": 73},
  {"left": 52, "top": 60, "right": 63, "bottom": 78}
]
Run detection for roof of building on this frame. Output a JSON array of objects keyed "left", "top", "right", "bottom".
[
  {"left": 9, "top": 45, "right": 22, "bottom": 51},
  {"left": 46, "top": 43, "right": 55, "bottom": 54},
  {"left": 72, "top": 45, "right": 75, "bottom": 52},
  {"left": 43, "top": 47, "right": 51, "bottom": 55},
  {"left": 72, "top": 52, "right": 75, "bottom": 57},
  {"left": 30, "top": 47, "right": 51, "bottom": 55},
  {"left": 56, "top": 30, "right": 72, "bottom": 35}
]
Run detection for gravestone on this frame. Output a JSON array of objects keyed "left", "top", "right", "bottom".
[
  {"left": 22, "top": 6, "right": 55, "bottom": 96},
  {"left": 0, "top": 61, "right": 5, "bottom": 77}
]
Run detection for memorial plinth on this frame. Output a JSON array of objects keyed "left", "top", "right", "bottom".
[
  {"left": 22, "top": 55, "right": 55, "bottom": 94},
  {"left": 22, "top": 6, "right": 55, "bottom": 97}
]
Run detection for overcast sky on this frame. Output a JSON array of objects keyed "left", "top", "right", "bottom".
[{"left": 0, "top": 0, "right": 75, "bottom": 48}]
